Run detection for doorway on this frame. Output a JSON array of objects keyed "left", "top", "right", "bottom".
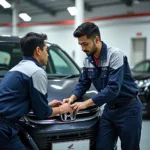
[{"left": 131, "top": 38, "right": 146, "bottom": 66}]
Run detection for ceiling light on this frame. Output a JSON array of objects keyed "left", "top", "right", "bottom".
[
  {"left": 0, "top": 0, "right": 11, "bottom": 9},
  {"left": 67, "top": 7, "right": 77, "bottom": 16},
  {"left": 19, "top": 13, "right": 31, "bottom": 22}
]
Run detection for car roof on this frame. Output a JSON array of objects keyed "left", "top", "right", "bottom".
[
  {"left": 0, "top": 36, "right": 21, "bottom": 43},
  {"left": 139, "top": 59, "right": 150, "bottom": 63},
  {"left": 0, "top": 36, "right": 64, "bottom": 54},
  {"left": 0, "top": 36, "right": 57, "bottom": 46}
]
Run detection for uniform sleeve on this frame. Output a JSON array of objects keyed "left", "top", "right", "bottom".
[
  {"left": 72, "top": 66, "right": 91, "bottom": 98},
  {"left": 30, "top": 70, "right": 52, "bottom": 119},
  {"left": 92, "top": 51, "right": 124, "bottom": 106}
]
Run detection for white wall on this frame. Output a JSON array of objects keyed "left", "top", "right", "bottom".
[
  {"left": 95, "top": 20, "right": 150, "bottom": 65},
  {"left": 18, "top": 17, "right": 150, "bottom": 66},
  {"left": 0, "top": 27, "right": 11, "bottom": 35},
  {"left": 0, "top": 17, "right": 150, "bottom": 67},
  {"left": 18, "top": 25, "right": 76, "bottom": 57}
]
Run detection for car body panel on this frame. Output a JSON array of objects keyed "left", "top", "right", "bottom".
[
  {"left": 132, "top": 59, "right": 150, "bottom": 117},
  {"left": 47, "top": 78, "right": 97, "bottom": 102}
]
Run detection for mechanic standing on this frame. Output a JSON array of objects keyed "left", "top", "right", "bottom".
[
  {"left": 0, "top": 32, "right": 72, "bottom": 150},
  {"left": 63, "top": 22, "right": 142, "bottom": 150}
]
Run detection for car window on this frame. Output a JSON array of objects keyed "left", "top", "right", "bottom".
[
  {"left": 0, "top": 43, "right": 22, "bottom": 76},
  {"left": 132, "top": 61, "right": 150, "bottom": 72},
  {"left": 0, "top": 41, "right": 80, "bottom": 77},
  {"left": 48, "top": 46, "right": 80, "bottom": 75},
  {"left": 0, "top": 51, "right": 11, "bottom": 66}
]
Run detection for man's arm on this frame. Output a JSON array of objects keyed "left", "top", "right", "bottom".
[
  {"left": 30, "top": 70, "right": 53, "bottom": 119},
  {"left": 92, "top": 51, "right": 124, "bottom": 106},
  {"left": 63, "top": 66, "right": 91, "bottom": 104},
  {"left": 71, "top": 51, "right": 124, "bottom": 111},
  {"left": 72, "top": 67, "right": 91, "bottom": 98},
  {"left": 30, "top": 70, "right": 71, "bottom": 119}
]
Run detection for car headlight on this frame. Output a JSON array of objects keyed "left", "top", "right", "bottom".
[{"left": 136, "top": 79, "right": 150, "bottom": 88}]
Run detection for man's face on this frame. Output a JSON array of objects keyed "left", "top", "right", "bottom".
[
  {"left": 39, "top": 42, "right": 48, "bottom": 66},
  {"left": 78, "top": 35, "right": 97, "bottom": 56}
]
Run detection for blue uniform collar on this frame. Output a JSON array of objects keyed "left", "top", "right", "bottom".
[
  {"left": 87, "top": 41, "right": 107, "bottom": 65},
  {"left": 100, "top": 41, "right": 107, "bottom": 60},
  {"left": 23, "top": 56, "right": 43, "bottom": 68}
]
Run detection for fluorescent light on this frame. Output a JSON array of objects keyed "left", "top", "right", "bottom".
[
  {"left": 0, "top": 0, "right": 11, "bottom": 9},
  {"left": 19, "top": 13, "right": 31, "bottom": 22},
  {"left": 67, "top": 7, "right": 77, "bottom": 16}
]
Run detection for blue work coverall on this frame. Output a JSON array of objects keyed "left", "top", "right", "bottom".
[
  {"left": 72, "top": 41, "right": 142, "bottom": 150},
  {"left": 0, "top": 57, "right": 52, "bottom": 150}
]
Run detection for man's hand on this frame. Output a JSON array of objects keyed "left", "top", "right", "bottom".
[
  {"left": 59, "top": 103, "right": 73, "bottom": 114},
  {"left": 50, "top": 102, "right": 73, "bottom": 117},
  {"left": 48, "top": 100, "right": 62, "bottom": 107},
  {"left": 71, "top": 102, "right": 87, "bottom": 112},
  {"left": 63, "top": 94, "right": 77, "bottom": 104},
  {"left": 71, "top": 99, "right": 96, "bottom": 112},
  {"left": 63, "top": 98, "right": 74, "bottom": 105}
]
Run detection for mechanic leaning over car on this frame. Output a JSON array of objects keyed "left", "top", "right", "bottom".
[
  {"left": 63, "top": 22, "right": 142, "bottom": 150},
  {"left": 0, "top": 32, "right": 72, "bottom": 150}
]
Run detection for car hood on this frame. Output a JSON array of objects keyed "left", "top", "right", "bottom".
[
  {"left": 132, "top": 72, "right": 150, "bottom": 80},
  {"left": 47, "top": 77, "right": 97, "bottom": 102}
]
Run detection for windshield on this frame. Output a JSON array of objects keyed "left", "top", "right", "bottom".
[
  {"left": 0, "top": 42, "right": 80, "bottom": 77},
  {"left": 132, "top": 61, "right": 150, "bottom": 73},
  {"left": 46, "top": 45, "right": 80, "bottom": 76}
]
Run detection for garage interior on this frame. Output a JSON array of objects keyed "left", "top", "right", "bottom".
[{"left": 0, "top": 0, "right": 150, "bottom": 150}]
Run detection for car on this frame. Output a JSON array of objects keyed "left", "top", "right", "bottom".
[
  {"left": 131, "top": 59, "right": 150, "bottom": 118},
  {"left": 0, "top": 35, "right": 101, "bottom": 150}
]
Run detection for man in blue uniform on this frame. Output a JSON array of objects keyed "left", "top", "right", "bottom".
[
  {"left": 0, "top": 32, "right": 72, "bottom": 150},
  {"left": 63, "top": 22, "right": 142, "bottom": 150}
]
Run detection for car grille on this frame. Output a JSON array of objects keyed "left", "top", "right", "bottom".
[
  {"left": 24, "top": 107, "right": 100, "bottom": 124},
  {"left": 21, "top": 107, "right": 100, "bottom": 150},
  {"left": 30, "top": 127, "right": 97, "bottom": 150}
]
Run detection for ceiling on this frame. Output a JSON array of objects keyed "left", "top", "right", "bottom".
[{"left": 0, "top": 0, "right": 150, "bottom": 23}]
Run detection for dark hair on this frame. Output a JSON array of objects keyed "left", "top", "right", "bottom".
[
  {"left": 73, "top": 22, "right": 100, "bottom": 39},
  {"left": 20, "top": 32, "right": 47, "bottom": 56}
]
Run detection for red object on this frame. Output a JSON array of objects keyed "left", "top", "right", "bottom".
[
  {"left": 0, "top": 12, "right": 150, "bottom": 27},
  {"left": 94, "top": 57, "right": 99, "bottom": 66}
]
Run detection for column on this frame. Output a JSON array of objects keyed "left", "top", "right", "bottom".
[
  {"left": 12, "top": 0, "right": 19, "bottom": 35},
  {"left": 74, "top": 0, "right": 85, "bottom": 68}
]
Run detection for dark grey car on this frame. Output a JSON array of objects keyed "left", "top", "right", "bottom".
[
  {"left": 131, "top": 60, "right": 150, "bottom": 118},
  {"left": 0, "top": 36, "right": 101, "bottom": 150}
]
